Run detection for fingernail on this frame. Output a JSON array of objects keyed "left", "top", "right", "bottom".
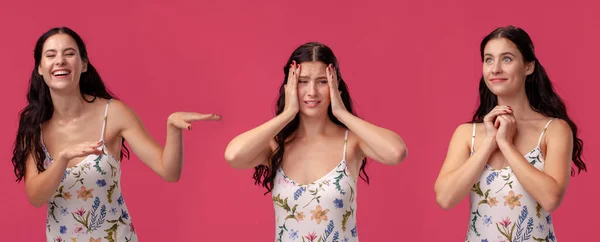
[{"left": 187, "top": 125, "right": 192, "bottom": 130}]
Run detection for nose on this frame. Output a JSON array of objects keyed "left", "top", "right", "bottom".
[
  {"left": 55, "top": 54, "right": 66, "bottom": 66},
  {"left": 307, "top": 81, "right": 317, "bottom": 96},
  {"left": 491, "top": 61, "right": 502, "bottom": 75}
]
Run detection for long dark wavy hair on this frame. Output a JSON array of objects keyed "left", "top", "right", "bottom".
[
  {"left": 253, "top": 42, "right": 369, "bottom": 194},
  {"left": 471, "top": 26, "right": 586, "bottom": 175},
  {"left": 11, "top": 27, "right": 129, "bottom": 182}
]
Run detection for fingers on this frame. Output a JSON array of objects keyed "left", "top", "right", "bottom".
[
  {"left": 484, "top": 106, "right": 513, "bottom": 122},
  {"left": 189, "top": 113, "right": 221, "bottom": 120},
  {"left": 326, "top": 64, "right": 333, "bottom": 88},
  {"left": 494, "top": 116, "right": 501, "bottom": 128},
  {"left": 499, "top": 113, "right": 516, "bottom": 124},
  {"left": 494, "top": 114, "right": 516, "bottom": 129},
  {"left": 484, "top": 109, "right": 510, "bottom": 123},
  {"left": 75, "top": 142, "right": 104, "bottom": 157},
  {"left": 87, "top": 141, "right": 104, "bottom": 149},
  {"left": 171, "top": 113, "right": 223, "bottom": 130},
  {"left": 327, "top": 64, "right": 338, "bottom": 90},
  {"left": 87, "top": 147, "right": 104, "bottom": 156},
  {"left": 288, "top": 61, "right": 300, "bottom": 90}
]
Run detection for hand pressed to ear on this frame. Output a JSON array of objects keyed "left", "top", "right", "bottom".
[
  {"left": 283, "top": 61, "right": 301, "bottom": 116},
  {"left": 326, "top": 64, "right": 347, "bottom": 117}
]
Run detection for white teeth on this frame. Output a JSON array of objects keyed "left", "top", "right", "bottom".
[
  {"left": 305, "top": 101, "right": 319, "bottom": 104},
  {"left": 53, "top": 70, "right": 70, "bottom": 75}
]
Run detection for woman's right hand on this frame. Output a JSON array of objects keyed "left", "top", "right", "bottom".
[
  {"left": 58, "top": 141, "right": 105, "bottom": 162},
  {"left": 283, "top": 61, "right": 300, "bottom": 116},
  {"left": 483, "top": 105, "right": 513, "bottom": 139}
]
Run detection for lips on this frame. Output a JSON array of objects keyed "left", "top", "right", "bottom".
[
  {"left": 489, "top": 78, "right": 507, "bottom": 83},
  {"left": 52, "top": 69, "right": 71, "bottom": 77},
  {"left": 304, "top": 100, "right": 321, "bottom": 107}
]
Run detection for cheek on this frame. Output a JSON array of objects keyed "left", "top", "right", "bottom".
[
  {"left": 321, "top": 86, "right": 331, "bottom": 100},
  {"left": 296, "top": 85, "right": 306, "bottom": 96},
  {"left": 39, "top": 60, "right": 50, "bottom": 74},
  {"left": 70, "top": 59, "right": 83, "bottom": 70},
  {"left": 506, "top": 66, "right": 525, "bottom": 80}
]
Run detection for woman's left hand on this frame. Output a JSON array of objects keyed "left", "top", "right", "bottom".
[
  {"left": 327, "top": 64, "right": 348, "bottom": 117},
  {"left": 495, "top": 112, "right": 517, "bottom": 148},
  {"left": 167, "top": 112, "right": 222, "bottom": 130}
]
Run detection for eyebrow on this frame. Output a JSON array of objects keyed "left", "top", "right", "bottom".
[
  {"left": 484, "top": 52, "right": 516, "bottom": 57},
  {"left": 43, "top": 47, "right": 77, "bottom": 54},
  {"left": 299, "top": 76, "right": 327, "bottom": 79}
]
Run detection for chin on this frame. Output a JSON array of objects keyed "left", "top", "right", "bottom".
[
  {"left": 487, "top": 85, "right": 517, "bottom": 97},
  {"left": 46, "top": 80, "right": 77, "bottom": 91},
  {"left": 299, "top": 108, "right": 328, "bottom": 118}
]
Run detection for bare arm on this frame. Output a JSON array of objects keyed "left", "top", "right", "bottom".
[
  {"left": 115, "top": 100, "right": 220, "bottom": 182},
  {"left": 225, "top": 61, "right": 301, "bottom": 169},
  {"left": 434, "top": 106, "right": 512, "bottom": 209},
  {"left": 497, "top": 117, "right": 572, "bottom": 212},
  {"left": 434, "top": 124, "right": 496, "bottom": 209},
  {"left": 24, "top": 142, "right": 103, "bottom": 207},
  {"left": 326, "top": 64, "right": 406, "bottom": 165},
  {"left": 224, "top": 111, "right": 295, "bottom": 169},
  {"left": 336, "top": 111, "right": 407, "bottom": 165}
]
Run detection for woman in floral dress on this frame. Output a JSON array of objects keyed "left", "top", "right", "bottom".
[
  {"left": 434, "top": 26, "right": 587, "bottom": 242},
  {"left": 10, "top": 27, "right": 221, "bottom": 242},
  {"left": 225, "top": 42, "right": 408, "bottom": 242}
]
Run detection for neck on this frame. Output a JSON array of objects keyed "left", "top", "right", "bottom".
[
  {"left": 50, "top": 89, "right": 87, "bottom": 121},
  {"left": 296, "top": 113, "right": 337, "bottom": 138}
]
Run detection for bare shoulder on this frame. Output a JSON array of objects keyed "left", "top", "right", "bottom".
[
  {"left": 545, "top": 118, "right": 572, "bottom": 141},
  {"left": 105, "top": 99, "right": 134, "bottom": 115},
  {"left": 454, "top": 122, "right": 477, "bottom": 140},
  {"left": 105, "top": 99, "right": 140, "bottom": 120},
  {"left": 102, "top": 99, "right": 142, "bottom": 131}
]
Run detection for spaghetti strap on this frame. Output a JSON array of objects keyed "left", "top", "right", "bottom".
[
  {"left": 536, "top": 118, "right": 556, "bottom": 147},
  {"left": 342, "top": 130, "right": 349, "bottom": 161},
  {"left": 470, "top": 123, "right": 476, "bottom": 155},
  {"left": 99, "top": 99, "right": 113, "bottom": 142}
]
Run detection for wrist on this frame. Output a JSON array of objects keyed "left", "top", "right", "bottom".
[
  {"left": 482, "top": 136, "right": 496, "bottom": 145},
  {"left": 166, "top": 114, "right": 183, "bottom": 130},
  {"left": 479, "top": 137, "right": 497, "bottom": 152},
  {"left": 333, "top": 109, "right": 351, "bottom": 120},
  {"left": 280, "top": 110, "right": 298, "bottom": 122},
  {"left": 497, "top": 140, "right": 513, "bottom": 150},
  {"left": 56, "top": 151, "right": 69, "bottom": 164}
]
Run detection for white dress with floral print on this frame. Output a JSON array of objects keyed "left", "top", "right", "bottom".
[
  {"left": 272, "top": 130, "right": 358, "bottom": 242},
  {"left": 466, "top": 119, "right": 557, "bottom": 242},
  {"left": 43, "top": 99, "right": 137, "bottom": 242}
]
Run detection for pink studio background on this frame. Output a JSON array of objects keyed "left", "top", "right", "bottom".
[{"left": 1, "top": 0, "right": 598, "bottom": 241}]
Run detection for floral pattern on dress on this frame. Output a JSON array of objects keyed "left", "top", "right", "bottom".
[
  {"left": 43, "top": 100, "right": 137, "bottom": 242},
  {"left": 272, "top": 130, "right": 358, "bottom": 242},
  {"left": 466, "top": 120, "right": 557, "bottom": 242}
]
